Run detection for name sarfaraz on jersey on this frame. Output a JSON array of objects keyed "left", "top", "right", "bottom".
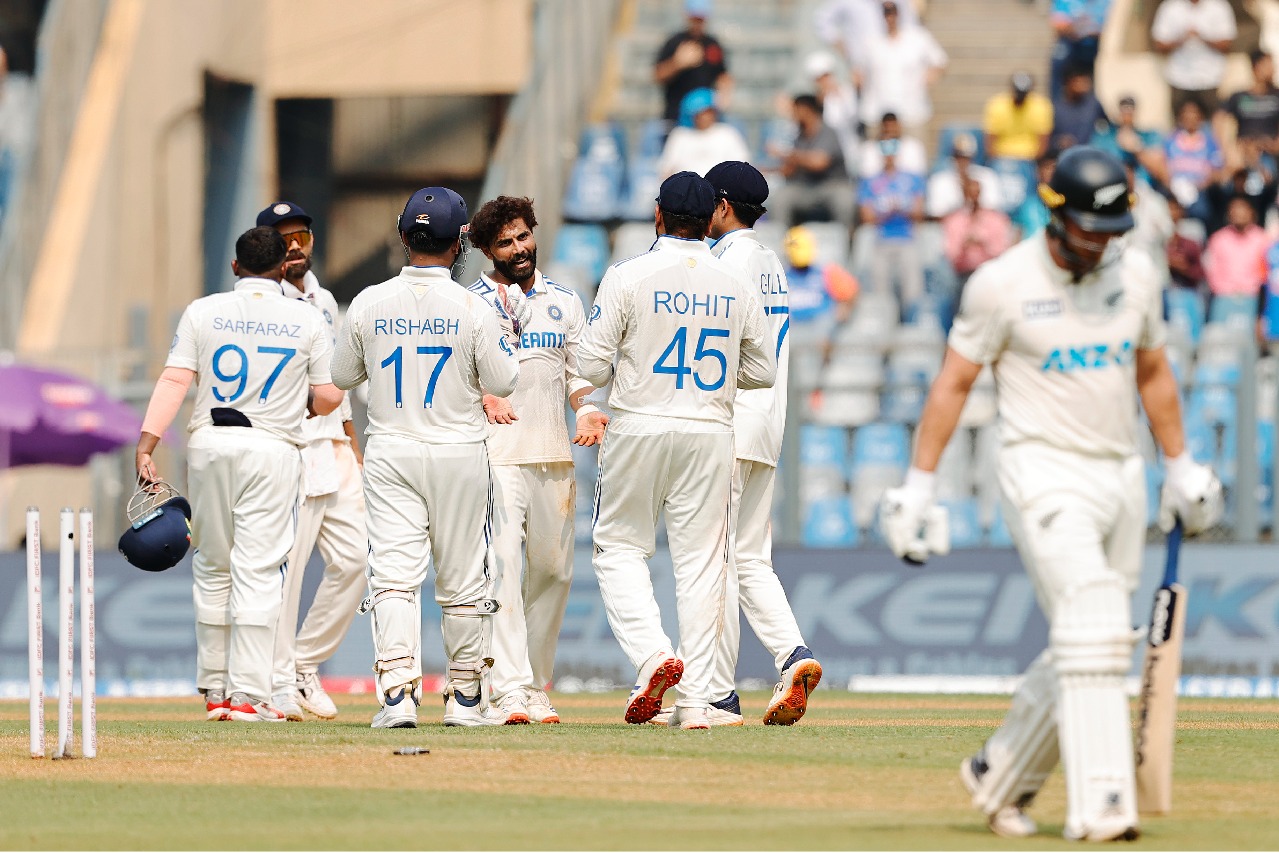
[
  {"left": 374, "top": 318, "right": 462, "bottom": 336},
  {"left": 211, "top": 318, "right": 301, "bottom": 337},
  {"left": 1041, "top": 340, "right": 1133, "bottom": 372}
]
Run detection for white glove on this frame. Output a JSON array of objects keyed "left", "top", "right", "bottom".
[
  {"left": 1159, "top": 452, "right": 1224, "bottom": 535},
  {"left": 879, "top": 468, "right": 951, "bottom": 565}
]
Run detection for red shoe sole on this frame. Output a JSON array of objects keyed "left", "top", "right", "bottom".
[
  {"left": 764, "top": 660, "right": 823, "bottom": 726},
  {"left": 505, "top": 713, "right": 531, "bottom": 725},
  {"left": 536, "top": 716, "right": 561, "bottom": 724},
  {"left": 625, "top": 658, "right": 683, "bottom": 724}
]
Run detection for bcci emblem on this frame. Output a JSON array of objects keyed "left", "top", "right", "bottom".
[
  {"left": 547, "top": 305, "right": 563, "bottom": 321},
  {"left": 323, "top": 308, "right": 334, "bottom": 325}
]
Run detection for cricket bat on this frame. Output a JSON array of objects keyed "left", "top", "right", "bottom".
[{"left": 1135, "top": 519, "right": 1187, "bottom": 816}]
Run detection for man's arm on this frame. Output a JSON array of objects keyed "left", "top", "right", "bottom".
[
  {"left": 1136, "top": 347, "right": 1186, "bottom": 458},
  {"left": 911, "top": 348, "right": 983, "bottom": 471},
  {"left": 736, "top": 294, "right": 777, "bottom": 391},
  {"left": 578, "top": 270, "right": 628, "bottom": 387},
  {"left": 342, "top": 418, "right": 363, "bottom": 465},
  {"left": 135, "top": 366, "right": 196, "bottom": 484}
]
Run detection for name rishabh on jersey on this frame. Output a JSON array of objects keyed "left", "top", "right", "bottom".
[
  {"left": 578, "top": 235, "right": 775, "bottom": 426},
  {"left": 712, "top": 228, "right": 790, "bottom": 466},
  {"left": 948, "top": 233, "right": 1166, "bottom": 458},
  {"left": 468, "top": 271, "right": 592, "bottom": 466},
  {"left": 331, "top": 265, "right": 517, "bottom": 445},
  {"left": 166, "top": 277, "right": 334, "bottom": 446}
]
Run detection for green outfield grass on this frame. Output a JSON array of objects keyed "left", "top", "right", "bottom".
[{"left": 2, "top": 692, "right": 1277, "bottom": 850}]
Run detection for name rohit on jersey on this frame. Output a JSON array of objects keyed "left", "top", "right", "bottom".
[
  {"left": 211, "top": 318, "right": 301, "bottom": 337},
  {"left": 1041, "top": 340, "right": 1133, "bottom": 372},
  {"left": 654, "top": 291, "right": 736, "bottom": 317},
  {"left": 374, "top": 317, "right": 461, "bottom": 336}
]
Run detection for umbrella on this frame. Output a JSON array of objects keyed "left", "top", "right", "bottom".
[{"left": 0, "top": 362, "right": 142, "bottom": 467}]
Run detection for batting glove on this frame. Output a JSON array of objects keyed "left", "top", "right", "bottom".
[
  {"left": 1159, "top": 452, "right": 1224, "bottom": 536},
  {"left": 879, "top": 468, "right": 950, "bottom": 565}
]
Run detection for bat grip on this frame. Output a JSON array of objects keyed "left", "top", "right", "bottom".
[{"left": 1162, "top": 519, "right": 1183, "bottom": 587}]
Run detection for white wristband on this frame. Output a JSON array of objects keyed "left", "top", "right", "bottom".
[
  {"left": 1165, "top": 451, "right": 1195, "bottom": 479},
  {"left": 904, "top": 466, "right": 936, "bottom": 497},
  {"left": 575, "top": 403, "right": 601, "bottom": 419}
]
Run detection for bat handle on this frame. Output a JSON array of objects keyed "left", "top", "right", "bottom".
[{"left": 1163, "top": 519, "right": 1183, "bottom": 588}]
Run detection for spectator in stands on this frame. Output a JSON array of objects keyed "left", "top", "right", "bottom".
[
  {"left": 984, "top": 72, "right": 1053, "bottom": 164},
  {"left": 1167, "top": 196, "right": 1207, "bottom": 290},
  {"left": 943, "top": 177, "right": 1014, "bottom": 289},
  {"left": 1013, "top": 151, "right": 1058, "bottom": 237},
  {"left": 657, "top": 88, "right": 751, "bottom": 179},
  {"left": 857, "top": 1, "right": 948, "bottom": 135},
  {"left": 1152, "top": 0, "right": 1237, "bottom": 117},
  {"left": 813, "top": 0, "right": 920, "bottom": 73},
  {"left": 1091, "top": 95, "right": 1166, "bottom": 184},
  {"left": 1204, "top": 140, "right": 1278, "bottom": 233},
  {"left": 1050, "top": 65, "right": 1107, "bottom": 151},
  {"left": 1128, "top": 162, "right": 1174, "bottom": 277},
  {"left": 806, "top": 52, "right": 862, "bottom": 172},
  {"left": 1165, "top": 98, "right": 1225, "bottom": 222},
  {"left": 654, "top": 0, "right": 732, "bottom": 125},
  {"left": 767, "top": 94, "right": 856, "bottom": 231},
  {"left": 1050, "top": 0, "right": 1113, "bottom": 99},
  {"left": 1258, "top": 239, "right": 1279, "bottom": 349},
  {"left": 859, "top": 111, "right": 927, "bottom": 178},
  {"left": 927, "top": 132, "right": 1004, "bottom": 219},
  {"left": 1204, "top": 195, "right": 1269, "bottom": 298},
  {"left": 857, "top": 139, "right": 926, "bottom": 309},
  {"left": 783, "top": 224, "right": 859, "bottom": 353},
  {"left": 1215, "top": 51, "right": 1279, "bottom": 165}
]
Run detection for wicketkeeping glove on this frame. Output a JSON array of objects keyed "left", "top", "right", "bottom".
[
  {"left": 1159, "top": 452, "right": 1224, "bottom": 536},
  {"left": 493, "top": 282, "right": 533, "bottom": 351},
  {"left": 879, "top": 468, "right": 950, "bottom": 565}
]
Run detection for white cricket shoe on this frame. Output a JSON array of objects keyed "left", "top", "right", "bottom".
[
  {"left": 667, "top": 706, "right": 711, "bottom": 730},
  {"left": 764, "top": 646, "right": 822, "bottom": 726},
  {"left": 442, "top": 689, "right": 522, "bottom": 726},
  {"left": 494, "top": 690, "right": 532, "bottom": 724},
  {"left": 226, "top": 692, "right": 286, "bottom": 723},
  {"left": 295, "top": 671, "right": 338, "bottom": 720},
  {"left": 656, "top": 693, "right": 744, "bottom": 726},
  {"left": 960, "top": 751, "right": 1038, "bottom": 839},
  {"left": 523, "top": 688, "right": 561, "bottom": 724},
  {"left": 624, "top": 651, "right": 683, "bottom": 724},
  {"left": 271, "top": 689, "right": 305, "bottom": 722},
  {"left": 371, "top": 684, "right": 419, "bottom": 729}
]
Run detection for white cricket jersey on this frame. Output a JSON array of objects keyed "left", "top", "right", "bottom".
[
  {"left": 712, "top": 228, "right": 790, "bottom": 466},
  {"left": 331, "top": 265, "right": 518, "bottom": 445},
  {"left": 285, "top": 271, "right": 352, "bottom": 443},
  {"left": 166, "top": 277, "right": 334, "bottom": 446},
  {"left": 948, "top": 233, "right": 1167, "bottom": 459},
  {"left": 578, "top": 235, "right": 775, "bottom": 427},
  {"left": 468, "top": 270, "right": 591, "bottom": 466}
]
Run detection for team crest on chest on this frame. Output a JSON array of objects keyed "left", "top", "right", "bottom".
[{"left": 547, "top": 304, "right": 563, "bottom": 321}]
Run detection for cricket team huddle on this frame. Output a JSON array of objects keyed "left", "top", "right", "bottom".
[{"left": 132, "top": 145, "right": 1223, "bottom": 843}]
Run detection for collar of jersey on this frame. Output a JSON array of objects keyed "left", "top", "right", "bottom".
[
  {"left": 399, "top": 265, "right": 454, "bottom": 285},
  {"left": 1031, "top": 232, "right": 1082, "bottom": 287},
  {"left": 711, "top": 228, "right": 755, "bottom": 252},
  {"left": 234, "top": 277, "right": 285, "bottom": 296},
  {"left": 655, "top": 234, "right": 713, "bottom": 253},
  {"left": 481, "top": 268, "right": 544, "bottom": 298}
]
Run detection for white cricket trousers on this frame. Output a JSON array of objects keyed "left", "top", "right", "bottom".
[
  {"left": 710, "top": 458, "right": 806, "bottom": 699},
  {"left": 362, "top": 435, "right": 492, "bottom": 695},
  {"left": 273, "top": 441, "right": 368, "bottom": 693},
  {"left": 591, "top": 415, "right": 735, "bottom": 711},
  {"left": 984, "top": 442, "right": 1145, "bottom": 836},
  {"left": 187, "top": 426, "right": 301, "bottom": 703},
  {"left": 489, "top": 461, "right": 575, "bottom": 701}
]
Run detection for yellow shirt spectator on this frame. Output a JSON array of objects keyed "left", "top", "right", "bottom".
[{"left": 984, "top": 90, "right": 1054, "bottom": 160}]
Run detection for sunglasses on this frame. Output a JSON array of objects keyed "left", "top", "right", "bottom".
[{"left": 280, "top": 229, "right": 313, "bottom": 249}]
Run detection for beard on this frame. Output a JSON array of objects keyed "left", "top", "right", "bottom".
[
  {"left": 492, "top": 246, "right": 537, "bottom": 284},
  {"left": 283, "top": 252, "right": 312, "bottom": 283}
]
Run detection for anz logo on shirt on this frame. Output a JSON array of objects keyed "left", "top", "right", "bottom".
[{"left": 1041, "top": 340, "right": 1133, "bottom": 373}]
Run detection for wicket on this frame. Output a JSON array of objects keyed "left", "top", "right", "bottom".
[{"left": 26, "top": 506, "right": 96, "bottom": 760}]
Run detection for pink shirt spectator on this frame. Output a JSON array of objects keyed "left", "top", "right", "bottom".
[
  {"left": 943, "top": 207, "right": 1014, "bottom": 275},
  {"left": 1204, "top": 224, "right": 1270, "bottom": 296}
]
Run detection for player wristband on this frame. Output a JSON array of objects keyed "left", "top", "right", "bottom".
[
  {"left": 575, "top": 403, "right": 601, "bottom": 419},
  {"left": 903, "top": 466, "right": 936, "bottom": 498}
]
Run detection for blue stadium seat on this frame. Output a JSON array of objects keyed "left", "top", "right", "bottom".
[
  {"left": 851, "top": 422, "right": 910, "bottom": 469},
  {"left": 1183, "top": 404, "right": 1216, "bottom": 465},
  {"left": 578, "top": 123, "right": 627, "bottom": 161},
  {"left": 1165, "top": 288, "right": 1205, "bottom": 348},
  {"left": 933, "top": 123, "right": 986, "bottom": 169},
  {"left": 1188, "top": 382, "right": 1237, "bottom": 431},
  {"left": 1145, "top": 462, "right": 1163, "bottom": 528},
  {"left": 1208, "top": 295, "right": 1258, "bottom": 328},
  {"left": 552, "top": 224, "right": 611, "bottom": 286},
  {"left": 880, "top": 368, "right": 927, "bottom": 424},
  {"left": 563, "top": 125, "right": 626, "bottom": 222},
  {"left": 1259, "top": 420, "right": 1275, "bottom": 521},
  {"left": 986, "top": 504, "right": 1014, "bottom": 547},
  {"left": 802, "top": 497, "right": 860, "bottom": 547},
  {"left": 801, "top": 425, "right": 849, "bottom": 470},
  {"left": 636, "top": 119, "right": 669, "bottom": 158},
  {"left": 991, "top": 158, "right": 1036, "bottom": 215},
  {"left": 617, "top": 156, "right": 661, "bottom": 221},
  {"left": 941, "top": 499, "right": 983, "bottom": 549}
]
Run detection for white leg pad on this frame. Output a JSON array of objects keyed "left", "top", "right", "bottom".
[
  {"left": 362, "top": 589, "right": 421, "bottom": 697},
  {"left": 972, "top": 649, "right": 1059, "bottom": 815},
  {"left": 1052, "top": 574, "right": 1139, "bottom": 840},
  {"left": 441, "top": 601, "right": 497, "bottom": 699}
]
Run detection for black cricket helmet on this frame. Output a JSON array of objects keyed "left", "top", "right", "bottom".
[
  {"left": 1039, "top": 145, "right": 1134, "bottom": 234},
  {"left": 118, "top": 481, "right": 192, "bottom": 572}
]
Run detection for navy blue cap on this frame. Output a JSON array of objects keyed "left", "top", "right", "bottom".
[
  {"left": 704, "top": 161, "right": 769, "bottom": 206},
  {"left": 118, "top": 495, "right": 192, "bottom": 573},
  {"left": 657, "top": 171, "right": 716, "bottom": 218},
  {"left": 399, "top": 187, "right": 469, "bottom": 239},
  {"left": 256, "top": 201, "right": 312, "bottom": 228}
]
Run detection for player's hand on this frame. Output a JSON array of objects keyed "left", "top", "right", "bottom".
[
  {"left": 879, "top": 469, "right": 950, "bottom": 565},
  {"left": 483, "top": 394, "right": 518, "bottom": 425},
  {"left": 135, "top": 451, "right": 160, "bottom": 489},
  {"left": 1160, "top": 453, "right": 1224, "bottom": 535},
  {"left": 572, "top": 409, "right": 610, "bottom": 446}
]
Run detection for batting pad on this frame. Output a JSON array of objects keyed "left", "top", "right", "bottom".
[
  {"left": 367, "top": 589, "right": 421, "bottom": 697},
  {"left": 974, "top": 649, "right": 1059, "bottom": 814}
]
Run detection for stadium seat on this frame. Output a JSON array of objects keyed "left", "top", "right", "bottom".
[
  {"left": 851, "top": 421, "right": 910, "bottom": 469},
  {"left": 933, "top": 123, "right": 986, "bottom": 169},
  {"left": 552, "top": 224, "right": 611, "bottom": 286},
  {"left": 609, "top": 221, "right": 656, "bottom": 266},
  {"left": 1145, "top": 461, "right": 1163, "bottom": 528},
  {"left": 881, "top": 340, "right": 941, "bottom": 424},
  {"left": 617, "top": 156, "right": 662, "bottom": 221},
  {"left": 1208, "top": 295, "right": 1258, "bottom": 329},
  {"left": 800, "top": 424, "right": 849, "bottom": 470},
  {"left": 850, "top": 460, "right": 904, "bottom": 531},
  {"left": 986, "top": 505, "right": 1014, "bottom": 547},
  {"left": 880, "top": 366, "right": 927, "bottom": 424},
  {"left": 577, "top": 122, "right": 627, "bottom": 161},
  {"left": 941, "top": 499, "right": 983, "bottom": 549},
  {"left": 635, "top": 118, "right": 669, "bottom": 158},
  {"left": 823, "top": 347, "right": 884, "bottom": 391},
  {"left": 1183, "top": 404, "right": 1216, "bottom": 466},
  {"left": 802, "top": 497, "right": 860, "bottom": 547},
  {"left": 1165, "top": 288, "right": 1205, "bottom": 348},
  {"left": 810, "top": 389, "right": 879, "bottom": 426},
  {"left": 990, "top": 158, "right": 1036, "bottom": 215},
  {"left": 805, "top": 221, "right": 851, "bottom": 267},
  {"left": 563, "top": 127, "right": 625, "bottom": 222}
]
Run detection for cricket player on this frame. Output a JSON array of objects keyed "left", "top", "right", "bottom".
[
  {"left": 331, "top": 187, "right": 520, "bottom": 728},
  {"left": 466, "top": 196, "right": 609, "bottom": 724},
  {"left": 255, "top": 202, "right": 368, "bottom": 722},
  {"left": 879, "top": 146, "right": 1223, "bottom": 841},
  {"left": 578, "top": 171, "right": 775, "bottom": 730},
  {"left": 135, "top": 227, "right": 343, "bottom": 722}
]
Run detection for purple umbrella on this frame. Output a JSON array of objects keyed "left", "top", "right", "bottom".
[{"left": 0, "top": 363, "right": 142, "bottom": 467}]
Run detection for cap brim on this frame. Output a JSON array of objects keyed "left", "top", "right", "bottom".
[{"left": 1064, "top": 208, "right": 1134, "bottom": 234}]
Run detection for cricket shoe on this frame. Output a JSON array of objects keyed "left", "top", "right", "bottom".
[
  {"left": 764, "top": 646, "right": 823, "bottom": 726},
  {"left": 666, "top": 706, "right": 711, "bottom": 730},
  {"left": 295, "top": 671, "right": 338, "bottom": 720},
  {"left": 493, "top": 690, "right": 532, "bottom": 725},
  {"left": 204, "top": 690, "right": 230, "bottom": 722},
  {"left": 624, "top": 651, "right": 683, "bottom": 724},
  {"left": 442, "top": 689, "right": 521, "bottom": 726},
  {"left": 654, "top": 692, "right": 744, "bottom": 727},
  {"left": 1063, "top": 820, "right": 1141, "bottom": 843},
  {"left": 226, "top": 692, "right": 287, "bottom": 723},
  {"left": 960, "top": 750, "right": 1037, "bottom": 839},
  {"left": 271, "top": 689, "right": 305, "bottom": 722},
  {"left": 523, "top": 688, "right": 561, "bottom": 724},
  {"left": 372, "top": 684, "right": 420, "bottom": 729}
]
